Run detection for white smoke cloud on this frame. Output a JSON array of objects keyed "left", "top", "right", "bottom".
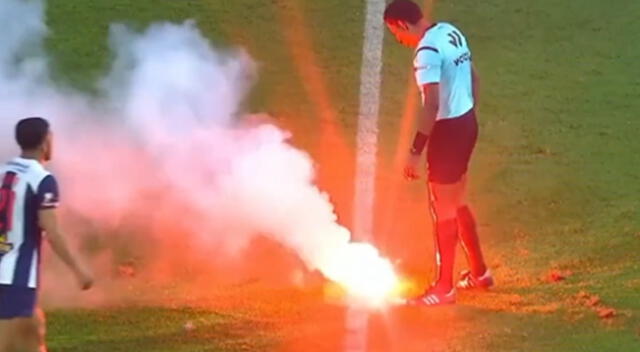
[{"left": 0, "top": 0, "right": 397, "bottom": 305}]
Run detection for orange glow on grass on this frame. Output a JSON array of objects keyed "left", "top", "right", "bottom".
[{"left": 318, "top": 241, "right": 401, "bottom": 306}]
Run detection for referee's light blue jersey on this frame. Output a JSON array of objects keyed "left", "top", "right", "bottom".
[{"left": 414, "top": 22, "right": 474, "bottom": 120}]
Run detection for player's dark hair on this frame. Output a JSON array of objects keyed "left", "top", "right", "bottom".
[
  {"left": 384, "top": 0, "right": 423, "bottom": 26},
  {"left": 15, "top": 117, "right": 50, "bottom": 150}
]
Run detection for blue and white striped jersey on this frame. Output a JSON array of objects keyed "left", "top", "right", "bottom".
[
  {"left": 0, "top": 157, "right": 59, "bottom": 288},
  {"left": 414, "top": 22, "right": 474, "bottom": 120}
]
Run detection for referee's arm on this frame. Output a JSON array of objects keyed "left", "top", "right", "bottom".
[{"left": 417, "top": 83, "right": 439, "bottom": 137}]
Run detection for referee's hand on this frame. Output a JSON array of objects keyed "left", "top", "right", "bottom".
[{"left": 404, "top": 153, "right": 421, "bottom": 181}]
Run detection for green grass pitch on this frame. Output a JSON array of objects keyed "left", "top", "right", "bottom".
[{"left": 39, "top": 0, "right": 640, "bottom": 350}]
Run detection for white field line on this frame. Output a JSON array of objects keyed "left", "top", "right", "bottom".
[
  {"left": 353, "top": 0, "right": 386, "bottom": 241},
  {"left": 343, "top": 306, "right": 370, "bottom": 352}
]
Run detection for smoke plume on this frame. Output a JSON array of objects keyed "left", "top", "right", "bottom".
[{"left": 0, "top": 0, "right": 396, "bottom": 306}]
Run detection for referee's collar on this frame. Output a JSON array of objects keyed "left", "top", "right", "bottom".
[
  {"left": 419, "top": 22, "right": 438, "bottom": 42},
  {"left": 416, "top": 23, "right": 438, "bottom": 52}
]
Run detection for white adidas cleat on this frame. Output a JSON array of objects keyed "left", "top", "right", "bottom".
[
  {"left": 456, "top": 269, "right": 494, "bottom": 290},
  {"left": 407, "top": 288, "right": 456, "bottom": 306}
]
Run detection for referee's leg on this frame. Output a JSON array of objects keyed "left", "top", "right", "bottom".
[
  {"left": 456, "top": 176, "right": 488, "bottom": 277},
  {"left": 428, "top": 177, "right": 466, "bottom": 292}
]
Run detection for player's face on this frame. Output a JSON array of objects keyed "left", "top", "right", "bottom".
[
  {"left": 386, "top": 21, "right": 419, "bottom": 48},
  {"left": 42, "top": 132, "right": 53, "bottom": 162}
]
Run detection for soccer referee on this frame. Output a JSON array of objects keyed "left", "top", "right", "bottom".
[{"left": 384, "top": 0, "right": 493, "bottom": 305}]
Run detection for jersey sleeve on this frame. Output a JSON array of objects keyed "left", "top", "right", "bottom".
[
  {"left": 36, "top": 175, "right": 59, "bottom": 210},
  {"left": 414, "top": 45, "right": 442, "bottom": 86}
]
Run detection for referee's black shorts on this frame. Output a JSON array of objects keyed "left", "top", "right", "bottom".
[{"left": 427, "top": 108, "right": 478, "bottom": 184}]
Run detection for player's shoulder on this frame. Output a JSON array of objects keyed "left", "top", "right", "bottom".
[
  {"left": 435, "top": 22, "right": 465, "bottom": 33},
  {"left": 418, "top": 24, "right": 439, "bottom": 47},
  {"left": 436, "top": 22, "right": 462, "bottom": 31},
  {"left": 5, "top": 158, "right": 54, "bottom": 188},
  {"left": 425, "top": 22, "right": 466, "bottom": 42},
  {"left": 416, "top": 24, "right": 445, "bottom": 56},
  {"left": 30, "top": 164, "right": 54, "bottom": 188},
  {"left": 418, "top": 23, "right": 446, "bottom": 48}
]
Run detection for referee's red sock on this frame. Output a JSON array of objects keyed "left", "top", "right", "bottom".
[
  {"left": 457, "top": 205, "right": 487, "bottom": 277},
  {"left": 433, "top": 218, "right": 458, "bottom": 292}
]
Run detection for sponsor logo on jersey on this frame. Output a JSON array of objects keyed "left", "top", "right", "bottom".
[
  {"left": 0, "top": 233, "right": 13, "bottom": 257},
  {"left": 454, "top": 52, "right": 472, "bottom": 66}
]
